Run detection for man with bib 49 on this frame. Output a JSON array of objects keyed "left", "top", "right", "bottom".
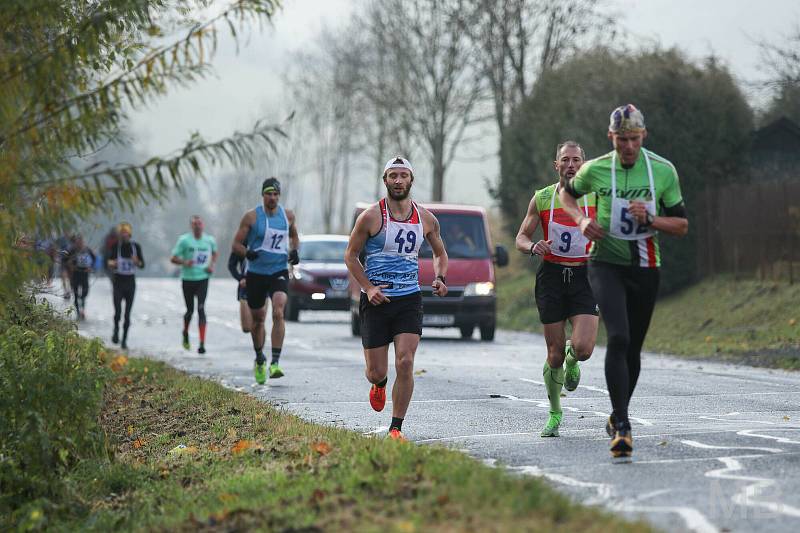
[
  {"left": 345, "top": 157, "right": 448, "bottom": 441},
  {"left": 232, "top": 178, "right": 300, "bottom": 384},
  {"left": 516, "top": 141, "right": 599, "bottom": 438},
  {"left": 559, "top": 105, "right": 688, "bottom": 457}
]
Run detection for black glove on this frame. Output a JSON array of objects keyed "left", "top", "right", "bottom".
[
  {"left": 245, "top": 249, "right": 259, "bottom": 261},
  {"left": 288, "top": 249, "right": 299, "bottom": 265}
]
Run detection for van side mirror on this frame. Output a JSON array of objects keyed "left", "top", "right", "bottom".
[{"left": 494, "top": 245, "right": 509, "bottom": 267}]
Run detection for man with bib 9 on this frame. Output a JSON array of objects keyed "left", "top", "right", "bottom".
[
  {"left": 344, "top": 156, "right": 448, "bottom": 441},
  {"left": 232, "top": 178, "right": 300, "bottom": 384},
  {"left": 559, "top": 105, "right": 688, "bottom": 457},
  {"left": 171, "top": 215, "right": 218, "bottom": 354},
  {"left": 515, "top": 141, "right": 599, "bottom": 438}
]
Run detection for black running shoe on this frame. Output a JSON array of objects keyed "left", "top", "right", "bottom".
[
  {"left": 610, "top": 421, "right": 633, "bottom": 458},
  {"left": 112, "top": 328, "right": 119, "bottom": 344},
  {"left": 198, "top": 344, "right": 206, "bottom": 354}
]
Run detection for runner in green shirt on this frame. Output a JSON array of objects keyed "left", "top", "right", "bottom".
[
  {"left": 170, "top": 215, "right": 218, "bottom": 354},
  {"left": 559, "top": 104, "right": 688, "bottom": 458}
]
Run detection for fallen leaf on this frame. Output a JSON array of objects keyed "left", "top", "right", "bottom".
[
  {"left": 705, "top": 335, "right": 713, "bottom": 343},
  {"left": 218, "top": 493, "right": 238, "bottom": 503},
  {"left": 116, "top": 376, "right": 132, "bottom": 385},
  {"left": 127, "top": 425, "right": 134, "bottom": 436},
  {"left": 227, "top": 427, "right": 238, "bottom": 440},
  {"left": 231, "top": 440, "right": 253, "bottom": 454},
  {"left": 110, "top": 354, "right": 128, "bottom": 372},
  {"left": 789, "top": 318, "right": 797, "bottom": 326},
  {"left": 312, "top": 441, "right": 332, "bottom": 455},
  {"left": 436, "top": 494, "right": 450, "bottom": 505},
  {"left": 133, "top": 438, "right": 146, "bottom": 449},
  {"left": 254, "top": 413, "right": 265, "bottom": 421},
  {"left": 414, "top": 369, "right": 427, "bottom": 376},
  {"left": 657, "top": 441, "right": 667, "bottom": 446},
  {"left": 784, "top": 416, "right": 791, "bottom": 421}
]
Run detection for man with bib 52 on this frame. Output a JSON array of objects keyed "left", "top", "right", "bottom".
[
  {"left": 345, "top": 156, "right": 448, "bottom": 441},
  {"left": 516, "top": 141, "right": 599, "bottom": 438},
  {"left": 171, "top": 215, "right": 218, "bottom": 354},
  {"left": 560, "top": 105, "right": 688, "bottom": 457},
  {"left": 232, "top": 178, "right": 300, "bottom": 384}
]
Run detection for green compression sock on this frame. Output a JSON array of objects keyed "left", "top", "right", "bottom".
[{"left": 543, "top": 362, "right": 565, "bottom": 413}]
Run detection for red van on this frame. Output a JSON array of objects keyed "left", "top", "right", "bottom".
[{"left": 350, "top": 203, "right": 508, "bottom": 341}]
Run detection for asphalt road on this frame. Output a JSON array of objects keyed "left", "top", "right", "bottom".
[{"left": 57, "top": 277, "right": 800, "bottom": 533}]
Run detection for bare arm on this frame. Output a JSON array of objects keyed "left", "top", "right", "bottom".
[
  {"left": 423, "top": 210, "right": 448, "bottom": 297},
  {"left": 345, "top": 207, "right": 390, "bottom": 305},
  {"left": 232, "top": 211, "right": 254, "bottom": 257},
  {"left": 515, "top": 193, "right": 552, "bottom": 256},
  {"left": 559, "top": 187, "right": 605, "bottom": 241},
  {"left": 287, "top": 210, "right": 300, "bottom": 251}
]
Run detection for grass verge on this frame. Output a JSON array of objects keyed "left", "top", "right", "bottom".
[
  {"left": 2, "top": 297, "right": 649, "bottom": 532},
  {"left": 496, "top": 264, "right": 800, "bottom": 370},
  {"left": 19, "top": 356, "right": 650, "bottom": 532}
]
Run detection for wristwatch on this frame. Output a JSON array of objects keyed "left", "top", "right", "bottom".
[
  {"left": 643, "top": 212, "right": 655, "bottom": 227},
  {"left": 436, "top": 274, "right": 446, "bottom": 284}
]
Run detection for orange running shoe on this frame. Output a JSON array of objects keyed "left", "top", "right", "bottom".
[
  {"left": 388, "top": 428, "right": 407, "bottom": 442},
  {"left": 369, "top": 384, "right": 386, "bottom": 412}
]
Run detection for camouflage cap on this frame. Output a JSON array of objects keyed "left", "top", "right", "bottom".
[{"left": 609, "top": 104, "right": 646, "bottom": 133}]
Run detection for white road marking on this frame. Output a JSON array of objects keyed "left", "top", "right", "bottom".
[
  {"left": 515, "top": 465, "right": 717, "bottom": 533},
  {"left": 495, "top": 394, "right": 654, "bottom": 427},
  {"left": 363, "top": 426, "right": 389, "bottom": 435},
  {"left": 737, "top": 428, "right": 800, "bottom": 445},
  {"left": 706, "top": 456, "right": 800, "bottom": 518},
  {"left": 700, "top": 416, "right": 778, "bottom": 426},
  {"left": 519, "top": 377, "right": 609, "bottom": 395},
  {"left": 681, "top": 439, "right": 783, "bottom": 454},
  {"left": 416, "top": 432, "right": 534, "bottom": 444}
]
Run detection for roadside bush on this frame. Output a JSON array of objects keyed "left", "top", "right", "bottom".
[{"left": 0, "top": 296, "right": 110, "bottom": 524}]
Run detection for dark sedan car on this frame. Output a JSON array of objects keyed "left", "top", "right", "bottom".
[{"left": 286, "top": 235, "right": 350, "bottom": 321}]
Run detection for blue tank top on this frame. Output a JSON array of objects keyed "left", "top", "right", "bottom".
[
  {"left": 246, "top": 205, "right": 289, "bottom": 275},
  {"left": 363, "top": 199, "right": 423, "bottom": 297}
]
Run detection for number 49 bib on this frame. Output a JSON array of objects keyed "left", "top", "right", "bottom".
[{"left": 382, "top": 217, "right": 423, "bottom": 257}]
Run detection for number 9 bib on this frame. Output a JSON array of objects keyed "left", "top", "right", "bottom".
[{"left": 547, "top": 184, "right": 591, "bottom": 258}]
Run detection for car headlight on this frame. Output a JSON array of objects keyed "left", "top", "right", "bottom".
[
  {"left": 463, "top": 282, "right": 494, "bottom": 296},
  {"left": 293, "top": 269, "right": 314, "bottom": 283}
]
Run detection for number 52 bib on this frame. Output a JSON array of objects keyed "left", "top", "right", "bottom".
[{"left": 609, "top": 150, "right": 657, "bottom": 240}]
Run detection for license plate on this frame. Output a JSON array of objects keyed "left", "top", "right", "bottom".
[
  {"left": 325, "top": 289, "right": 348, "bottom": 298},
  {"left": 423, "top": 314, "right": 455, "bottom": 326}
]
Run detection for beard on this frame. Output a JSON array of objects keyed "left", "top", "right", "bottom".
[{"left": 386, "top": 183, "right": 411, "bottom": 201}]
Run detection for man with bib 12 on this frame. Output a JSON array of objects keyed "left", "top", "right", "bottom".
[
  {"left": 232, "top": 178, "right": 300, "bottom": 384},
  {"left": 171, "top": 215, "right": 218, "bottom": 354},
  {"left": 344, "top": 156, "right": 448, "bottom": 441},
  {"left": 515, "top": 141, "right": 599, "bottom": 438},
  {"left": 560, "top": 105, "right": 688, "bottom": 457}
]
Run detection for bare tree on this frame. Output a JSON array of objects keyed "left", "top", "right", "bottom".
[
  {"left": 459, "top": 0, "right": 612, "bottom": 139},
  {"left": 354, "top": 0, "right": 485, "bottom": 202}
]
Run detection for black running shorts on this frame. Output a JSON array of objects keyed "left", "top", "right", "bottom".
[
  {"left": 246, "top": 270, "right": 288, "bottom": 310},
  {"left": 360, "top": 291, "right": 423, "bottom": 349},
  {"left": 534, "top": 261, "right": 598, "bottom": 324}
]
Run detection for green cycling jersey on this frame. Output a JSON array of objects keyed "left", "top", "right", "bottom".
[{"left": 568, "top": 148, "right": 683, "bottom": 268}]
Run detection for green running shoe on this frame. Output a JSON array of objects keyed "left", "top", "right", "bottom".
[
  {"left": 564, "top": 341, "right": 580, "bottom": 392},
  {"left": 540, "top": 411, "right": 562, "bottom": 437},
  {"left": 269, "top": 363, "right": 284, "bottom": 379},
  {"left": 182, "top": 332, "right": 190, "bottom": 350},
  {"left": 254, "top": 362, "right": 267, "bottom": 384}
]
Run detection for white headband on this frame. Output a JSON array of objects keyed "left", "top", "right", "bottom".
[{"left": 383, "top": 156, "right": 414, "bottom": 175}]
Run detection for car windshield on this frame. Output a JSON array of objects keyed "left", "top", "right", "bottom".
[
  {"left": 300, "top": 240, "right": 348, "bottom": 262},
  {"left": 420, "top": 213, "right": 490, "bottom": 259}
]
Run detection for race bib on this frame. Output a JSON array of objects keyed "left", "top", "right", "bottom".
[
  {"left": 193, "top": 249, "right": 210, "bottom": 266},
  {"left": 259, "top": 227, "right": 288, "bottom": 255},
  {"left": 117, "top": 257, "right": 135, "bottom": 274},
  {"left": 382, "top": 219, "right": 422, "bottom": 257},
  {"left": 609, "top": 197, "right": 656, "bottom": 240},
  {"left": 77, "top": 253, "right": 92, "bottom": 269},
  {"left": 548, "top": 221, "right": 590, "bottom": 258}
]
